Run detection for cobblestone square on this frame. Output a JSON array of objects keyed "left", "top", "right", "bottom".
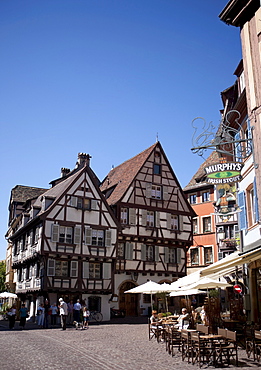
[{"left": 0, "top": 318, "right": 259, "bottom": 369}]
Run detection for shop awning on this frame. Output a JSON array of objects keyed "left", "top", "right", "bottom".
[{"left": 200, "top": 247, "right": 261, "bottom": 277}]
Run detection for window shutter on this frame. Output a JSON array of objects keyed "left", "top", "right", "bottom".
[
  {"left": 91, "top": 199, "right": 98, "bottom": 210},
  {"left": 164, "top": 247, "right": 169, "bottom": 263},
  {"left": 51, "top": 224, "right": 59, "bottom": 242},
  {"left": 246, "top": 119, "right": 252, "bottom": 156},
  {"left": 176, "top": 248, "right": 181, "bottom": 264},
  {"left": 253, "top": 177, "right": 259, "bottom": 223},
  {"left": 70, "top": 261, "right": 78, "bottom": 277},
  {"left": 235, "top": 131, "right": 242, "bottom": 162},
  {"left": 103, "top": 263, "right": 111, "bottom": 279},
  {"left": 141, "top": 209, "right": 147, "bottom": 226},
  {"left": 218, "top": 252, "right": 223, "bottom": 260},
  {"left": 105, "top": 229, "right": 112, "bottom": 247},
  {"left": 140, "top": 244, "right": 146, "bottom": 261},
  {"left": 70, "top": 196, "right": 77, "bottom": 207},
  {"left": 156, "top": 212, "right": 160, "bottom": 228},
  {"left": 129, "top": 208, "right": 136, "bottom": 225},
  {"left": 179, "top": 215, "right": 184, "bottom": 231},
  {"left": 154, "top": 246, "right": 159, "bottom": 262},
  {"left": 238, "top": 191, "right": 247, "bottom": 230},
  {"left": 47, "top": 259, "right": 55, "bottom": 276},
  {"left": 146, "top": 183, "right": 152, "bottom": 198},
  {"left": 166, "top": 213, "right": 171, "bottom": 230},
  {"left": 125, "top": 242, "right": 133, "bottom": 260},
  {"left": 74, "top": 226, "right": 81, "bottom": 244},
  {"left": 163, "top": 186, "right": 168, "bottom": 200},
  {"left": 85, "top": 227, "right": 92, "bottom": 245},
  {"left": 82, "top": 261, "right": 89, "bottom": 278}
]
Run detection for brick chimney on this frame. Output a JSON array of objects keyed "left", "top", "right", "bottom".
[
  {"left": 61, "top": 168, "right": 70, "bottom": 178},
  {"left": 77, "top": 153, "right": 91, "bottom": 167}
]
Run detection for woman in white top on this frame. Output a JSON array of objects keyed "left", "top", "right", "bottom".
[{"left": 37, "top": 303, "right": 45, "bottom": 327}]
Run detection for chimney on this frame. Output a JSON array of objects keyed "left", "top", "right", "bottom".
[
  {"left": 61, "top": 168, "right": 70, "bottom": 178},
  {"left": 77, "top": 153, "right": 91, "bottom": 167}
]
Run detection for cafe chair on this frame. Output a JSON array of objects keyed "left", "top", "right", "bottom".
[
  {"left": 254, "top": 330, "right": 261, "bottom": 363},
  {"left": 245, "top": 325, "right": 255, "bottom": 360},
  {"left": 218, "top": 329, "right": 238, "bottom": 367},
  {"left": 196, "top": 323, "right": 209, "bottom": 335},
  {"left": 165, "top": 326, "right": 181, "bottom": 356},
  {"left": 190, "top": 332, "right": 212, "bottom": 368},
  {"left": 181, "top": 329, "right": 192, "bottom": 363},
  {"left": 148, "top": 319, "right": 163, "bottom": 342}
]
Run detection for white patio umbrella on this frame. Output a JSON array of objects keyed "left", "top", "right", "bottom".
[
  {"left": 0, "top": 292, "right": 17, "bottom": 299},
  {"left": 187, "top": 277, "right": 231, "bottom": 290},
  {"left": 124, "top": 280, "right": 163, "bottom": 309},
  {"left": 169, "top": 289, "right": 207, "bottom": 297}
]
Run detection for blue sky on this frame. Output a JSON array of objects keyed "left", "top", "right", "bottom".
[{"left": 0, "top": 0, "right": 242, "bottom": 260}]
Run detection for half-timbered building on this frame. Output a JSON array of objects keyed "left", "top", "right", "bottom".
[
  {"left": 9, "top": 154, "right": 118, "bottom": 321},
  {"left": 100, "top": 142, "right": 195, "bottom": 316}
]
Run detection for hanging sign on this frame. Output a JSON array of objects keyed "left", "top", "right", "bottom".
[{"left": 204, "top": 162, "right": 243, "bottom": 184}]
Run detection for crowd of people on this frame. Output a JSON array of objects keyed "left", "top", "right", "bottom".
[
  {"left": 6, "top": 298, "right": 91, "bottom": 331},
  {"left": 150, "top": 305, "right": 207, "bottom": 330}
]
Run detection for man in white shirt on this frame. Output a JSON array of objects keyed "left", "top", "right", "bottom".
[{"left": 59, "top": 298, "right": 68, "bottom": 330}]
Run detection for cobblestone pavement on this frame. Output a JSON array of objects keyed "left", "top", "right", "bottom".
[{"left": 0, "top": 318, "right": 259, "bottom": 370}]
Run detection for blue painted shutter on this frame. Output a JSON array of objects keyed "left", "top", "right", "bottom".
[{"left": 238, "top": 191, "right": 247, "bottom": 230}]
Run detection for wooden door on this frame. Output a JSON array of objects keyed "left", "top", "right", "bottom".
[{"left": 119, "top": 282, "right": 138, "bottom": 316}]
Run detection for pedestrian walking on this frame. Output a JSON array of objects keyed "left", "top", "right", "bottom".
[
  {"left": 37, "top": 303, "right": 45, "bottom": 328},
  {"left": 82, "top": 306, "right": 90, "bottom": 329},
  {"left": 50, "top": 302, "right": 58, "bottom": 327},
  {"left": 73, "top": 299, "right": 81, "bottom": 323},
  {"left": 19, "top": 303, "right": 28, "bottom": 330},
  {"left": 7, "top": 304, "right": 17, "bottom": 330},
  {"left": 43, "top": 299, "right": 50, "bottom": 328},
  {"left": 67, "top": 300, "right": 74, "bottom": 325},
  {"left": 59, "top": 297, "right": 68, "bottom": 330}
]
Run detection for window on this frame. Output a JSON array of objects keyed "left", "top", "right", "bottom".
[
  {"left": 239, "top": 71, "right": 245, "bottom": 94},
  {"left": 204, "top": 247, "right": 213, "bottom": 264},
  {"left": 47, "top": 259, "right": 69, "bottom": 276},
  {"left": 202, "top": 191, "right": 210, "bottom": 202},
  {"left": 246, "top": 185, "right": 255, "bottom": 227},
  {"left": 153, "top": 164, "right": 161, "bottom": 175},
  {"left": 120, "top": 208, "right": 128, "bottom": 224},
  {"left": 203, "top": 217, "right": 211, "bottom": 233},
  {"left": 169, "top": 248, "right": 176, "bottom": 263},
  {"left": 147, "top": 211, "right": 155, "bottom": 227},
  {"left": 118, "top": 243, "right": 124, "bottom": 258},
  {"left": 189, "top": 194, "right": 197, "bottom": 204},
  {"left": 154, "top": 152, "right": 161, "bottom": 163},
  {"left": 146, "top": 245, "right": 154, "bottom": 261},
  {"left": 59, "top": 226, "right": 73, "bottom": 244},
  {"left": 191, "top": 248, "right": 199, "bottom": 266},
  {"left": 89, "top": 263, "right": 101, "bottom": 279},
  {"left": 193, "top": 219, "right": 198, "bottom": 234},
  {"left": 151, "top": 185, "right": 161, "bottom": 199},
  {"left": 170, "top": 215, "right": 179, "bottom": 230},
  {"left": 91, "top": 230, "right": 104, "bottom": 246}
]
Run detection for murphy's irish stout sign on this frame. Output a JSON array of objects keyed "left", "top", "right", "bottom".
[{"left": 204, "top": 162, "right": 243, "bottom": 184}]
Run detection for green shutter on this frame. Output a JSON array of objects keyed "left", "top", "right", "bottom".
[
  {"left": 105, "top": 230, "right": 112, "bottom": 247},
  {"left": 51, "top": 224, "right": 59, "bottom": 242}
]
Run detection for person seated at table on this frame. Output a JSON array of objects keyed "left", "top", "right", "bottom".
[
  {"left": 200, "top": 305, "right": 208, "bottom": 325},
  {"left": 150, "top": 310, "right": 162, "bottom": 325},
  {"left": 174, "top": 308, "right": 190, "bottom": 329}
]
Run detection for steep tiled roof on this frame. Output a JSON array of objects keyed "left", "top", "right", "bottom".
[
  {"left": 100, "top": 143, "right": 158, "bottom": 205},
  {"left": 183, "top": 151, "right": 220, "bottom": 191},
  {"left": 11, "top": 185, "right": 47, "bottom": 203}
]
